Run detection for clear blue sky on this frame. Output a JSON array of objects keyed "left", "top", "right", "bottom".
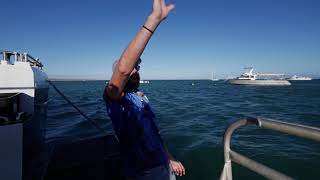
[{"left": 2, "top": 0, "right": 320, "bottom": 79}]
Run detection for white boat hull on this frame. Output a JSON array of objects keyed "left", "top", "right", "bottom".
[
  {"left": 287, "top": 75, "right": 312, "bottom": 81},
  {"left": 1, "top": 51, "right": 49, "bottom": 180},
  {"left": 228, "top": 79, "right": 291, "bottom": 86},
  {"left": 288, "top": 78, "right": 312, "bottom": 81}
]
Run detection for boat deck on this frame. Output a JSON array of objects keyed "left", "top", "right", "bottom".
[{"left": 44, "top": 135, "right": 122, "bottom": 180}]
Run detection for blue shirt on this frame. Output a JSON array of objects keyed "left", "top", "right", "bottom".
[{"left": 103, "top": 90, "right": 168, "bottom": 177}]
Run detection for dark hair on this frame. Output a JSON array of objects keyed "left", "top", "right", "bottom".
[{"left": 124, "top": 72, "right": 140, "bottom": 92}]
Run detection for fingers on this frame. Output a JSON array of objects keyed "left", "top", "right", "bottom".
[
  {"left": 171, "top": 161, "right": 180, "bottom": 176},
  {"left": 171, "top": 161, "right": 185, "bottom": 176},
  {"left": 177, "top": 162, "right": 182, "bottom": 176},
  {"left": 166, "top": 4, "right": 175, "bottom": 13},
  {"left": 174, "top": 167, "right": 181, "bottom": 176},
  {"left": 153, "top": 0, "right": 161, "bottom": 8},
  {"left": 153, "top": 0, "right": 175, "bottom": 20},
  {"left": 176, "top": 161, "right": 185, "bottom": 176},
  {"left": 153, "top": 0, "right": 161, "bottom": 12}
]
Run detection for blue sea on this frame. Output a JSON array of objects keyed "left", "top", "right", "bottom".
[{"left": 47, "top": 80, "right": 320, "bottom": 179}]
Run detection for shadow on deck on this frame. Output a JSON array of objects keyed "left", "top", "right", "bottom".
[{"left": 44, "top": 135, "right": 123, "bottom": 180}]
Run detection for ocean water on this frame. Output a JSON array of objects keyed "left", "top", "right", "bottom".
[{"left": 47, "top": 80, "right": 320, "bottom": 180}]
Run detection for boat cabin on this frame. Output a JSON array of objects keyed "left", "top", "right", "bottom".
[{"left": 236, "top": 67, "right": 257, "bottom": 80}]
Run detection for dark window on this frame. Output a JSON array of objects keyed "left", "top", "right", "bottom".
[{"left": 4, "top": 53, "right": 16, "bottom": 64}]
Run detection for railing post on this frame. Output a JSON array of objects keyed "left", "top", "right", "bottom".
[
  {"left": 220, "top": 117, "right": 320, "bottom": 180},
  {"left": 219, "top": 118, "right": 259, "bottom": 180}
]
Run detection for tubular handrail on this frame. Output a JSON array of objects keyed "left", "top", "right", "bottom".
[
  {"left": 219, "top": 117, "right": 320, "bottom": 180},
  {"left": 0, "top": 51, "right": 43, "bottom": 68}
]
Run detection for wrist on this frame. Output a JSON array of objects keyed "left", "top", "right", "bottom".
[{"left": 144, "top": 15, "right": 161, "bottom": 32}]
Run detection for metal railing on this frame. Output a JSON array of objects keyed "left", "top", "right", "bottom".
[
  {"left": 219, "top": 117, "right": 320, "bottom": 180},
  {"left": 0, "top": 51, "right": 43, "bottom": 68}
]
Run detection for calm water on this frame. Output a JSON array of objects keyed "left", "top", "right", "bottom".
[{"left": 47, "top": 80, "right": 320, "bottom": 180}]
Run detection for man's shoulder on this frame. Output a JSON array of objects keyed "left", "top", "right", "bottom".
[
  {"left": 125, "top": 92, "right": 145, "bottom": 109},
  {"left": 103, "top": 86, "right": 123, "bottom": 108}
]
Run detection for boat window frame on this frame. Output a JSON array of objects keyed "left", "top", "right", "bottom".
[
  {"left": 0, "top": 52, "right": 3, "bottom": 61},
  {"left": 2, "top": 52, "right": 17, "bottom": 65}
]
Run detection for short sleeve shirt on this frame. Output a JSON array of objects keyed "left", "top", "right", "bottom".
[{"left": 103, "top": 90, "right": 168, "bottom": 177}]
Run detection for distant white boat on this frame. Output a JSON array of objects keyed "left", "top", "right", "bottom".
[
  {"left": 228, "top": 67, "right": 291, "bottom": 86},
  {"left": 211, "top": 72, "right": 219, "bottom": 81},
  {"left": 139, "top": 80, "right": 150, "bottom": 84},
  {"left": 287, "top": 75, "right": 312, "bottom": 81}
]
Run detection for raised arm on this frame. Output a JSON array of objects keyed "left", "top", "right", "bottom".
[{"left": 106, "top": 0, "right": 175, "bottom": 100}]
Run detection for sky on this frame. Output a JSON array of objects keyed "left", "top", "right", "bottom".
[{"left": 2, "top": 0, "right": 320, "bottom": 79}]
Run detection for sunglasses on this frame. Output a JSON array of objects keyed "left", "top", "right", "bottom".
[{"left": 135, "top": 65, "right": 140, "bottom": 71}]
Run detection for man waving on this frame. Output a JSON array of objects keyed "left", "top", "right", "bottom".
[{"left": 104, "top": 0, "right": 185, "bottom": 179}]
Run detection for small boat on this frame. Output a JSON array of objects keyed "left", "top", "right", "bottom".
[
  {"left": 211, "top": 72, "right": 219, "bottom": 81},
  {"left": 287, "top": 75, "right": 312, "bottom": 81},
  {"left": 228, "top": 67, "right": 291, "bottom": 86},
  {"left": 139, "top": 80, "right": 150, "bottom": 84}
]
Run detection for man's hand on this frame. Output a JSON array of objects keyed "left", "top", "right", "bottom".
[
  {"left": 150, "top": 0, "right": 175, "bottom": 21},
  {"left": 170, "top": 160, "right": 186, "bottom": 177}
]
